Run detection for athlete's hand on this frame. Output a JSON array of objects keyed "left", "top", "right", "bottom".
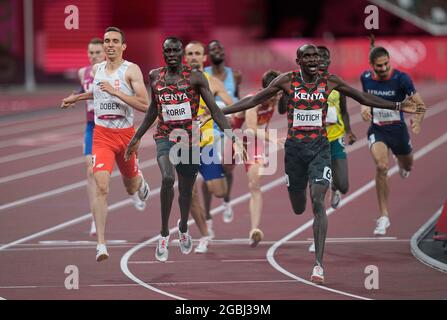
[
  {"left": 345, "top": 130, "right": 357, "bottom": 145},
  {"left": 276, "top": 137, "right": 286, "bottom": 149},
  {"left": 360, "top": 105, "right": 372, "bottom": 122},
  {"left": 60, "top": 92, "right": 78, "bottom": 109},
  {"left": 99, "top": 81, "right": 118, "bottom": 96},
  {"left": 401, "top": 95, "right": 426, "bottom": 114},
  {"left": 125, "top": 138, "right": 140, "bottom": 161},
  {"left": 410, "top": 118, "right": 422, "bottom": 135}
]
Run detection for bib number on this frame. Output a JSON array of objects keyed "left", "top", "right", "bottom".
[
  {"left": 326, "top": 106, "right": 338, "bottom": 124},
  {"left": 293, "top": 109, "right": 322, "bottom": 127},
  {"left": 162, "top": 101, "right": 192, "bottom": 122},
  {"left": 372, "top": 108, "right": 400, "bottom": 124}
]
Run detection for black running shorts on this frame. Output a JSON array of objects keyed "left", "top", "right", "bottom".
[{"left": 284, "top": 136, "right": 332, "bottom": 191}]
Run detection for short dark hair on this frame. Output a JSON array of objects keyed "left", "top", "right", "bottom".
[
  {"left": 89, "top": 38, "right": 103, "bottom": 46},
  {"left": 262, "top": 70, "right": 281, "bottom": 88},
  {"left": 317, "top": 45, "right": 330, "bottom": 56},
  {"left": 105, "top": 27, "right": 126, "bottom": 44},
  {"left": 296, "top": 44, "right": 317, "bottom": 58},
  {"left": 369, "top": 46, "right": 389, "bottom": 64},
  {"left": 163, "top": 36, "right": 182, "bottom": 48},
  {"left": 208, "top": 40, "right": 222, "bottom": 50}
]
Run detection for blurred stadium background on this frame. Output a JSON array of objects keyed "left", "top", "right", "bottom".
[{"left": 0, "top": 0, "right": 446, "bottom": 115}]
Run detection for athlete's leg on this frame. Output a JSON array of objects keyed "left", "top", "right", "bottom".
[
  {"left": 177, "top": 173, "right": 198, "bottom": 233},
  {"left": 395, "top": 153, "right": 413, "bottom": 172},
  {"left": 158, "top": 154, "right": 176, "bottom": 237},
  {"left": 206, "top": 177, "right": 228, "bottom": 198},
  {"left": 190, "top": 182, "right": 209, "bottom": 236},
  {"left": 371, "top": 142, "right": 390, "bottom": 217},
  {"left": 223, "top": 164, "right": 234, "bottom": 203},
  {"left": 247, "top": 163, "right": 262, "bottom": 230},
  {"left": 201, "top": 181, "right": 213, "bottom": 221},
  {"left": 86, "top": 156, "right": 96, "bottom": 215},
  {"left": 310, "top": 183, "right": 329, "bottom": 266},
  {"left": 288, "top": 189, "right": 308, "bottom": 215},
  {"left": 93, "top": 171, "right": 111, "bottom": 245},
  {"left": 331, "top": 158, "right": 349, "bottom": 194}
]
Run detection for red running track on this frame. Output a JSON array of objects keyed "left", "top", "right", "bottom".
[{"left": 0, "top": 82, "right": 446, "bottom": 300}]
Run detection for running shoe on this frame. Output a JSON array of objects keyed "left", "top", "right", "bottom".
[
  {"left": 373, "top": 216, "right": 390, "bottom": 235},
  {"left": 308, "top": 241, "right": 315, "bottom": 253},
  {"left": 155, "top": 235, "right": 169, "bottom": 262},
  {"left": 194, "top": 236, "right": 209, "bottom": 254},
  {"left": 132, "top": 173, "right": 150, "bottom": 211},
  {"left": 310, "top": 265, "right": 324, "bottom": 285},
  {"left": 249, "top": 228, "right": 264, "bottom": 247},
  {"left": 331, "top": 190, "right": 342, "bottom": 209},
  {"left": 96, "top": 244, "right": 109, "bottom": 262},
  {"left": 178, "top": 220, "right": 193, "bottom": 254},
  {"left": 223, "top": 201, "right": 233, "bottom": 223}
]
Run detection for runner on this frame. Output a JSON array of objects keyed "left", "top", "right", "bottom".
[
  {"left": 360, "top": 37, "right": 426, "bottom": 235},
  {"left": 61, "top": 27, "right": 151, "bottom": 262},
  {"left": 77, "top": 38, "right": 106, "bottom": 237},
  {"left": 184, "top": 40, "right": 233, "bottom": 253},
  {"left": 216, "top": 44, "right": 424, "bottom": 284},
  {"left": 203, "top": 40, "right": 242, "bottom": 224},
  {"left": 125, "top": 37, "right": 235, "bottom": 262}
]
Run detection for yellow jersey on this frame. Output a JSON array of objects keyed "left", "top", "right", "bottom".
[
  {"left": 326, "top": 90, "right": 346, "bottom": 142},
  {"left": 198, "top": 72, "right": 214, "bottom": 147}
]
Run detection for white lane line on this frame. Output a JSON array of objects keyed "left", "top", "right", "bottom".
[
  {"left": 0, "top": 182, "right": 175, "bottom": 251},
  {"left": 0, "top": 156, "right": 158, "bottom": 211},
  {"left": 0, "top": 280, "right": 297, "bottom": 290},
  {"left": 267, "top": 131, "right": 447, "bottom": 300},
  {"left": 0, "top": 117, "right": 83, "bottom": 137},
  {"left": 120, "top": 177, "right": 286, "bottom": 300},
  {"left": 0, "top": 141, "right": 80, "bottom": 164},
  {"left": 0, "top": 139, "right": 155, "bottom": 184}
]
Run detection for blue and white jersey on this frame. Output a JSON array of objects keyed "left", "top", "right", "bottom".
[{"left": 360, "top": 69, "right": 416, "bottom": 126}]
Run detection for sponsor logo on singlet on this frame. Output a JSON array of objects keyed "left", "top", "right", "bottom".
[
  {"left": 158, "top": 93, "right": 188, "bottom": 103},
  {"left": 294, "top": 92, "right": 325, "bottom": 101}
]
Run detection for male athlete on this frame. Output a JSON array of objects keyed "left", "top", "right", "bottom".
[
  {"left": 62, "top": 27, "right": 150, "bottom": 262},
  {"left": 203, "top": 40, "right": 242, "bottom": 223},
  {"left": 184, "top": 40, "right": 233, "bottom": 253},
  {"left": 125, "top": 37, "right": 234, "bottom": 262},
  {"left": 360, "top": 39, "right": 426, "bottom": 235},
  {"left": 217, "top": 44, "right": 424, "bottom": 284}
]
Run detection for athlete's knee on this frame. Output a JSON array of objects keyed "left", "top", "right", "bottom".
[
  {"left": 338, "top": 181, "right": 349, "bottom": 194},
  {"left": 95, "top": 180, "right": 109, "bottom": 197},
  {"left": 376, "top": 162, "right": 389, "bottom": 175},
  {"left": 248, "top": 179, "right": 261, "bottom": 194},
  {"left": 161, "top": 174, "right": 175, "bottom": 189},
  {"left": 311, "top": 188, "right": 326, "bottom": 215},
  {"left": 289, "top": 191, "right": 306, "bottom": 215}
]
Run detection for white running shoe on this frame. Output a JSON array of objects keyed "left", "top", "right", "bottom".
[
  {"left": 311, "top": 265, "right": 324, "bottom": 285},
  {"left": 399, "top": 168, "right": 410, "bottom": 179},
  {"left": 373, "top": 216, "right": 390, "bottom": 235},
  {"left": 308, "top": 242, "right": 315, "bottom": 253},
  {"left": 178, "top": 220, "right": 193, "bottom": 255},
  {"left": 194, "top": 236, "right": 209, "bottom": 254},
  {"left": 96, "top": 244, "right": 109, "bottom": 262},
  {"left": 206, "top": 219, "right": 215, "bottom": 239},
  {"left": 89, "top": 220, "right": 97, "bottom": 237},
  {"left": 223, "top": 201, "right": 233, "bottom": 223},
  {"left": 155, "top": 235, "right": 169, "bottom": 262},
  {"left": 249, "top": 228, "right": 264, "bottom": 248},
  {"left": 331, "top": 190, "right": 342, "bottom": 209},
  {"left": 132, "top": 174, "right": 150, "bottom": 211}
]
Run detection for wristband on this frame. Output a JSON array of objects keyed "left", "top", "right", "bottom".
[{"left": 395, "top": 102, "right": 401, "bottom": 111}]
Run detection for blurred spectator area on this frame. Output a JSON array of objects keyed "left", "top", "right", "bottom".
[{"left": 1, "top": 0, "right": 445, "bottom": 88}]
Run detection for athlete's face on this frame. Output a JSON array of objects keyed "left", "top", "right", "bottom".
[
  {"left": 87, "top": 43, "right": 105, "bottom": 65},
  {"left": 297, "top": 46, "right": 319, "bottom": 76},
  {"left": 185, "top": 43, "right": 206, "bottom": 70},
  {"left": 318, "top": 49, "right": 330, "bottom": 73},
  {"left": 372, "top": 55, "right": 391, "bottom": 79},
  {"left": 163, "top": 40, "right": 183, "bottom": 67},
  {"left": 208, "top": 42, "right": 225, "bottom": 65},
  {"left": 103, "top": 31, "right": 126, "bottom": 60}
]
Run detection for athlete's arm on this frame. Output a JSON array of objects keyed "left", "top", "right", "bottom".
[
  {"left": 221, "top": 72, "right": 291, "bottom": 115},
  {"left": 99, "top": 64, "right": 149, "bottom": 112},
  {"left": 339, "top": 94, "right": 356, "bottom": 145},
  {"left": 278, "top": 91, "right": 288, "bottom": 114},
  {"left": 410, "top": 92, "right": 426, "bottom": 134},
  {"left": 125, "top": 70, "right": 159, "bottom": 161},
  {"left": 233, "top": 70, "right": 242, "bottom": 100},
  {"left": 192, "top": 71, "right": 232, "bottom": 132},
  {"left": 61, "top": 64, "right": 100, "bottom": 108},
  {"left": 328, "top": 74, "right": 424, "bottom": 114},
  {"left": 209, "top": 76, "right": 233, "bottom": 105}
]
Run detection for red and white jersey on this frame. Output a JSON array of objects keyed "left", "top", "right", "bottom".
[
  {"left": 81, "top": 65, "right": 95, "bottom": 122},
  {"left": 93, "top": 60, "right": 135, "bottom": 129}
]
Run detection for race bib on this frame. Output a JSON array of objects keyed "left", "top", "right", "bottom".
[
  {"left": 326, "top": 106, "right": 338, "bottom": 124},
  {"left": 293, "top": 109, "right": 323, "bottom": 127},
  {"left": 372, "top": 108, "right": 400, "bottom": 124},
  {"left": 162, "top": 101, "right": 192, "bottom": 122},
  {"left": 94, "top": 98, "right": 127, "bottom": 117}
]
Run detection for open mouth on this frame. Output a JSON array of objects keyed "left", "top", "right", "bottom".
[
  {"left": 107, "top": 49, "right": 115, "bottom": 54},
  {"left": 308, "top": 64, "right": 318, "bottom": 72}
]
